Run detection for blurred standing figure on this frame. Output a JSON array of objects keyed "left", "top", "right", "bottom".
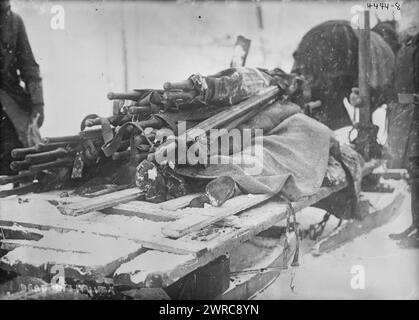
[
  {"left": 388, "top": 0, "right": 419, "bottom": 248},
  {"left": 0, "top": 0, "right": 44, "bottom": 175},
  {"left": 292, "top": 20, "right": 395, "bottom": 130}
]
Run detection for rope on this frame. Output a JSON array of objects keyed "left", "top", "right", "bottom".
[
  {"left": 284, "top": 201, "right": 302, "bottom": 292},
  {"left": 285, "top": 200, "right": 300, "bottom": 267}
]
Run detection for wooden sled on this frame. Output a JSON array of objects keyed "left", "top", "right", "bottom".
[
  {"left": 0, "top": 179, "right": 346, "bottom": 299},
  {"left": 0, "top": 161, "right": 403, "bottom": 300}
]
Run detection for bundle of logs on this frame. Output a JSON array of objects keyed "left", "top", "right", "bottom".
[
  {"left": 0, "top": 106, "right": 141, "bottom": 195},
  {"left": 0, "top": 83, "right": 210, "bottom": 196},
  {"left": 1, "top": 129, "right": 101, "bottom": 188},
  {"left": 1, "top": 70, "right": 295, "bottom": 198}
]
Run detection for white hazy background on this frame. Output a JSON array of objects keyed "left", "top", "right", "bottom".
[
  {"left": 8, "top": 1, "right": 418, "bottom": 300},
  {"left": 11, "top": 0, "right": 400, "bottom": 136}
]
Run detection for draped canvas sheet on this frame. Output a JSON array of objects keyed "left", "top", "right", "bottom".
[{"left": 176, "top": 101, "right": 333, "bottom": 201}]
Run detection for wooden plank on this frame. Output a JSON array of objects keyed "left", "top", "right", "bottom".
[
  {"left": 0, "top": 230, "right": 146, "bottom": 282},
  {"left": 1, "top": 239, "right": 33, "bottom": 251},
  {"left": 82, "top": 184, "right": 131, "bottom": 198},
  {"left": 101, "top": 193, "right": 201, "bottom": 221},
  {"left": 1, "top": 180, "right": 348, "bottom": 290},
  {"left": 162, "top": 194, "right": 272, "bottom": 239},
  {"left": 114, "top": 184, "right": 345, "bottom": 288},
  {"left": 57, "top": 188, "right": 142, "bottom": 216},
  {"left": 0, "top": 247, "right": 144, "bottom": 283},
  {"left": 2, "top": 190, "right": 85, "bottom": 204},
  {"left": 115, "top": 184, "right": 346, "bottom": 288},
  {"left": 113, "top": 200, "right": 288, "bottom": 288},
  {"left": 0, "top": 239, "right": 89, "bottom": 254},
  {"left": 159, "top": 194, "right": 200, "bottom": 210},
  {"left": 0, "top": 226, "right": 45, "bottom": 241},
  {"left": 103, "top": 201, "right": 184, "bottom": 222},
  {"left": 0, "top": 199, "right": 205, "bottom": 256},
  {"left": 0, "top": 219, "right": 204, "bottom": 257},
  {"left": 162, "top": 182, "right": 345, "bottom": 239},
  {"left": 0, "top": 183, "right": 40, "bottom": 198}
]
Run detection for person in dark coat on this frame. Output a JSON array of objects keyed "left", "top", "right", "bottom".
[
  {"left": 0, "top": 0, "right": 44, "bottom": 175},
  {"left": 372, "top": 19, "right": 400, "bottom": 55},
  {"left": 292, "top": 20, "right": 395, "bottom": 130},
  {"left": 388, "top": 1, "right": 419, "bottom": 248}
]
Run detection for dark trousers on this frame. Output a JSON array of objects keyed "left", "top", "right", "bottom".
[
  {"left": 407, "top": 107, "right": 419, "bottom": 228},
  {"left": 411, "top": 181, "right": 419, "bottom": 228},
  {"left": 0, "top": 107, "right": 22, "bottom": 175}
]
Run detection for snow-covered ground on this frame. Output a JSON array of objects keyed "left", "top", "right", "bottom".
[
  {"left": 7, "top": 1, "right": 417, "bottom": 299},
  {"left": 255, "top": 192, "right": 419, "bottom": 300}
]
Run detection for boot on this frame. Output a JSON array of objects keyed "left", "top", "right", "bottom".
[
  {"left": 389, "top": 179, "right": 419, "bottom": 240},
  {"left": 412, "top": 179, "right": 419, "bottom": 230},
  {"left": 189, "top": 194, "right": 211, "bottom": 208},
  {"left": 189, "top": 176, "right": 241, "bottom": 208},
  {"left": 135, "top": 160, "right": 167, "bottom": 203}
]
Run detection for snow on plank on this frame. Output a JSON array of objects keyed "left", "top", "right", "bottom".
[
  {"left": 0, "top": 230, "right": 144, "bottom": 282},
  {"left": 114, "top": 198, "right": 288, "bottom": 287},
  {"left": 114, "top": 184, "right": 347, "bottom": 288},
  {"left": 162, "top": 194, "right": 272, "bottom": 239},
  {"left": 0, "top": 198, "right": 205, "bottom": 256},
  {"left": 57, "top": 188, "right": 143, "bottom": 216}
]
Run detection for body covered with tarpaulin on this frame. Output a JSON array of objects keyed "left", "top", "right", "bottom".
[
  {"left": 176, "top": 101, "right": 332, "bottom": 201},
  {"left": 153, "top": 67, "right": 364, "bottom": 213}
]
